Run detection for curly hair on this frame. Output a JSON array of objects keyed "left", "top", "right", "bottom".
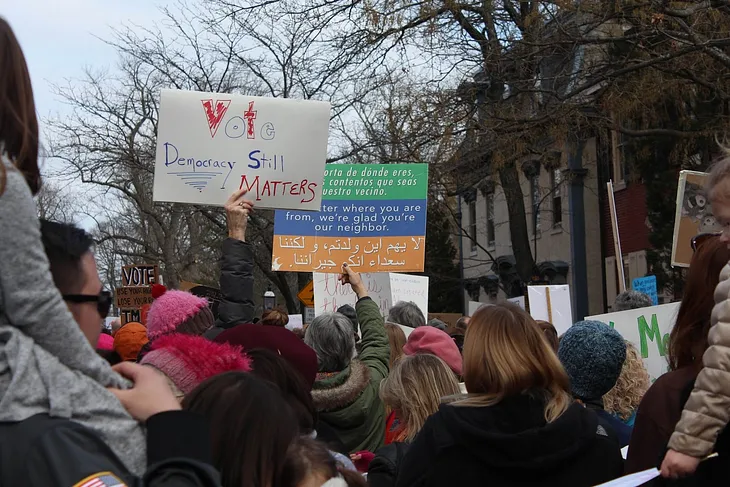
[{"left": 603, "top": 341, "right": 650, "bottom": 421}]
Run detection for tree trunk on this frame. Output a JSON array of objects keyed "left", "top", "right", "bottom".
[{"left": 498, "top": 162, "right": 535, "bottom": 283}]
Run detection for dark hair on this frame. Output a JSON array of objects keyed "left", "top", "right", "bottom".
[
  {"left": 247, "top": 348, "right": 316, "bottom": 434},
  {"left": 336, "top": 304, "right": 359, "bottom": 337},
  {"left": 536, "top": 320, "right": 559, "bottom": 353},
  {"left": 0, "top": 19, "right": 41, "bottom": 195},
  {"left": 261, "top": 306, "right": 289, "bottom": 327},
  {"left": 97, "top": 349, "right": 123, "bottom": 366},
  {"left": 182, "top": 372, "right": 298, "bottom": 487},
  {"left": 669, "top": 236, "right": 730, "bottom": 370},
  {"left": 282, "top": 436, "right": 367, "bottom": 487},
  {"left": 39, "top": 219, "right": 94, "bottom": 294}
]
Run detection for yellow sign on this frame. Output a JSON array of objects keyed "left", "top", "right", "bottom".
[{"left": 297, "top": 281, "right": 314, "bottom": 307}]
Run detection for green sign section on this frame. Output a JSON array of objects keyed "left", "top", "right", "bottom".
[{"left": 321, "top": 163, "right": 428, "bottom": 200}]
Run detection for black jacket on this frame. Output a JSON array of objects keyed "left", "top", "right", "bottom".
[
  {"left": 205, "top": 238, "right": 255, "bottom": 340},
  {"left": 0, "top": 411, "right": 220, "bottom": 486},
  {"left": 368, "top": 442, "right": 411, "bottom": 487},
  {"left": 395, "top": 393, "right": 624, "bottom": 487}
]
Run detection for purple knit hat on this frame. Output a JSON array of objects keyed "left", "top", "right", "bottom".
[{"left": 146, "top": 285, "right": 214, "bottom": 340}]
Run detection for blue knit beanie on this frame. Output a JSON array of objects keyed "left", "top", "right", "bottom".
[{"left": 558, "top": 320, "right": 627, "bottom": 400}]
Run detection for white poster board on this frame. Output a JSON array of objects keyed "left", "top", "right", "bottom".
[
  {"left": 154, "top": 89, "right": 331, "bottom": 210},
  {"left": 468, "top": 301, "right": 488, "bottom": 317},
  {"left": 507, "top": 296, "right": 526, "bottom": 310},
  {"left": 285, "top": 314, "right": 304, "bottom": 331},
  {"left": 527, "top": 285, "right": 573, "bottom": 336},
  {"left": 587, "top": 302, "right": 678, "bottom": 382},
  {"left": 313, "top": 272, "right": 427, "bottom": 337}
]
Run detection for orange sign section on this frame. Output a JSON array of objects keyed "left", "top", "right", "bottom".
[
  {"left": 272, "top": 236, "right": 426, "bottom": 273},
  {"left": 297, "top": 281, "right": 314, "bottom": 307}
]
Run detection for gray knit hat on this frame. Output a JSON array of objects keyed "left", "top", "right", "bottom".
[
  {"left": 613, "top": 290, "right": 652, "bottom": 312},
  {"left": 558, "top": 320, "right": 627, "bottom": 400},
  {"left": 427, "top": 318, "right": 448, "bottom": 332}
]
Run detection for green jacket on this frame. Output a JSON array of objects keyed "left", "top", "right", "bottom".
[{"left": 311, "top": 297, "right": 390, "bottom": 453}]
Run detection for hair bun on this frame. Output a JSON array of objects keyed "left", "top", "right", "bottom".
[{"left": 151, "top": 284, "right": 167, "bottom": 299}]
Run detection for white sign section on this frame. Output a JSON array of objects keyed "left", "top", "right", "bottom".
[
  {"left": 527, "top": 285, "right": 573, "bottom": 336},
  {"left": 285, "top": 314, "right": 304, "bottom": 331},
  {"left": 313, "top": 273, "right": 428, "bottom": 332},
  {"left": 153, "top": 89, "right": 331, "bottom": 210},
  {"left": 587, "top": 302, "right": 679, "bottom": 382}
]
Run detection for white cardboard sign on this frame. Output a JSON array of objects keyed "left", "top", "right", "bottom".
[
  {"left": 527, "top": 285, "right": 573, "bottom": 336},
  {"left": 587, "top": 302, "right": 678, "bottom": 382},
  {"left": 285, "top": 314, "right": 304, "bottom": 331},
  {"left": 153, "top": 89, "right": 331, "bottom": 210},
  {"left": 313, "top": 272, "right": 427, "bottom": 337}
]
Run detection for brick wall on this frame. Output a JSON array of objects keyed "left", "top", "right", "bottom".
[{"left": 602, "top": 183, "right": 650, "bottom": 256}]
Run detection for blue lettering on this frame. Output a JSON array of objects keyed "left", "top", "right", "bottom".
[
  {"left": 164, "top": 142, "right": 179, "bottom": 167},
  {"left": 248, "top": 150, "right": 261, "bottom": 169}
]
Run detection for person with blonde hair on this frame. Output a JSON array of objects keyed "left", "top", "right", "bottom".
[
  {"left": 395, "top": 303, "right": 623, "bottom": 487},
  {"left": 384, "top": 323, "right": 406, "bottom": 369},
  {"left": 603, "top": 341, "right": 650, "bottom": 427},
  {"left": 368, "top": 354, "right": 460, "bottom": 487}
]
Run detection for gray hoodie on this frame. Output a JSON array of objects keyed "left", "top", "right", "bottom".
[{"left": 0, "top": 158, "right": 146, "bottom": 473}]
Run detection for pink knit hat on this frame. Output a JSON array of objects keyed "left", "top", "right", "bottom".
[
  {"left": 403, "top": 326, "right": 463, "bottom": 376},
  {"left": 141, "top": 333, "right": 252, "bottom": 395},
  {"left": 146, "top": 285, "right": 214, "bottom": 340},
  {"left": 97, "top": 333, "right": 114, "bottom": 351}
]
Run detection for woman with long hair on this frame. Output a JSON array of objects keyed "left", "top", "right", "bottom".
[
  {"left": 395, "top": 303, "right": 623, "bottom": 487},
  {"left": 603, "top": 341, "right": 650, "bottom": 427},
  {"left": 384, "top": 323, "right": 406, "bottom": 370},
  {"left": 627, "top": 234, "right": 730, "bottom": 473},
  {"left": 182, "top": 371, "right": 299, "bottom": 487},
  {"left": 368, "top": 354, "right": 460, "bottom": 487}
]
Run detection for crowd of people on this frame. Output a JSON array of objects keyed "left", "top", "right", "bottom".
[{"left": 2, "top": 16, "right": 730, "bottom": 487}]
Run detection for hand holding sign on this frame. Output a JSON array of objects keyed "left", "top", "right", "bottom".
[
  {"left": 225, "top": 189, "right": 255, "bottom": 241},
  {"left": 339, "top": 264, "right": 367, "bottom": 299}
]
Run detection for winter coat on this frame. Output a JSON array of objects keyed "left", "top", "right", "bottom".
[
  {"left": 368, "top": 442, "right": 410, "bottom": 487},
  {"left": 312, "top": 297, "right": 390, "bottom": 453},
  {"left": 669, "top": 262, "right": 730, "bottom": 458},
  {"left": 204, "top": 238, "right": 255, "bottom": 340},
  {"left": 583, "top": 400, "right": 632, "bottom": 448},
  {"left": 395, "top": 392, "right": 624, "bottom": 487}
]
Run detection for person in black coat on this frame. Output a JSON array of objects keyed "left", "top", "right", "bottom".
[{"left": 395, "top": 303, "right": 624, "bottom": 487}]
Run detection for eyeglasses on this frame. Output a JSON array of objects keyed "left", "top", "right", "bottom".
[
  {"left": 691, "top": 232, "right": 722, "bottom": 252},
  {"left": 63, "top": 291, "right": 112, "bottom": 319}
]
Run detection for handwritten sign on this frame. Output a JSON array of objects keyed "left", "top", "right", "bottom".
[
  {"left": 115, "top": 287, "right": 154, "bottom": 309},
  {"left": 587, "top": 302, "right": 679, "bottom": 381},
  {"left": 285, "top": 314, "right": 304, "bottom": 331},
  {"left": 120, "top": 308, "right": 141, "bottom": 326},
  {"left": 313, "top": 272, "right": 428, "bottom": 321},
  {"left": 527, "top": 285, "right": 573, "bottom": 336},
  {"left": 271, "top": 164, "right": 428, "bottom": 272},
  {"left": 671, "top": 171, "right": 721, "bottom": 267},
  {"left": 153, "top": 89, "right": 331, "bottom": 210},
  {"left": 121, "top": 265, "right": 159, "bottom": 287},
  {"left": 632, "top": 275, "right": 658, "bottom": 306}
]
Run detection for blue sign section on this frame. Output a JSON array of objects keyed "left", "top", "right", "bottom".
[
  {"left": 274, "top": 199, "right": 427, "bottom": 237},
  {"left": 632, "top": 275, "right": 658, "bottom": 306}
]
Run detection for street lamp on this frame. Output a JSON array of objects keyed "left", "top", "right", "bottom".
[{"left": 263, "top": 287, "right": 276, "bottom": 310}]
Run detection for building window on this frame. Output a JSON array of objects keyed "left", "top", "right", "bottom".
[
  {"left": 611, "top": 128, "right": 631, "bottom": 185},
  {"left": 551, "top": 169, "right": 562, "bottom": 226},
  {"left": 486, "top": 193, "right": 495, "bottom": 247},
  {"left": 531, "top": 175, "right": 541, "bottom": 232},
  {"left": 468, "top": 200, "right": 477, "bottom": 252}
]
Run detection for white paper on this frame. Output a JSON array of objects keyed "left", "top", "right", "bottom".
[
  {"left": 587, "top": 302, "right": 679, "bottom": 381},
  {"left": 154, "top": 89, "right": 331, "bottom": 210},
  {"left": 621, "top": 445, "right": 629, "bottom": 460},
  {"left": 468, "top": 301, "right": 489, "bottom": 317},
  {"left": 593, "top": 468, "right": 659, "bottom": 487},
  {"left": 285, "top": 314, "right": 303, "bottom": 331},
  {"left": 507, "top": 296, "right": 526, "bottom": 310},
  {"left": 527, "top": 285, "right": 573, "bottom": 336},
  {"left": 313, "top": 273, "right": 428, "bottom": 330}
]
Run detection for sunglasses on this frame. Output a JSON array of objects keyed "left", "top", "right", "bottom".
[
  {"left": 691, "top": 232, "right": 722, "bottom": 252},
  {"left": 63, "top": 291, "right": 113, "bottom": 319}
]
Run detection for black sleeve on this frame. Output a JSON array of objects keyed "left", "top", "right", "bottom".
[
  {"left": 216, "top": 238, "right": 255, "bottom": 328},
  {"left": 24, "top": 412, "right": 220, "bottom": 487},
  {"left": 368, "top": 445, "right": 399, "bottom": 487}
]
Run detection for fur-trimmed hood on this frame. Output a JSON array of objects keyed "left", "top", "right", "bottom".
[{"left": 312, "top": 360, "right": 370, "bottom": 412}]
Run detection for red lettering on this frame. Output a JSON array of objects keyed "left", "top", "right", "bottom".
[
  {"left": 271, "top": 181, "right": 281, "bottom": 194},
  {"left": 243, "top": 101, "right": 257, "bottom": 139},
  {"left": 239, "top": 175, "right": 262, "bottom": 201},
  {"left": 261, "top": 179, "right": 272, "bottom": 197},
  {"left": 283, "top": 181, "right": 293, "bottom": 194},
  {"left": 201, "top": 99, "right": 231, "bottom": 138},
  {"left": 302, "top": 181, "right": 318, "bottom": 204}
]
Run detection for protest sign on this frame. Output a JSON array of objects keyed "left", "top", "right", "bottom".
[
  {"left": 115, "top": 286, "right": 154, "bottom": 309},
  {"left": 120, "top": 309, "right": 141, "bottom": 326},
  {"left": 527, "top": 285, "right": 573, "bottom": 336},
  {"left": 587, "top": 302, "right": 679, "bottom": 381},
  {"left": 180, "top": 281, "right": 223, "bottom": 317},
  {"left": 153, "top": 89, "right": 331, "bottom": 210},
  {"left": 313, "top": 272, "right": 428, "bottom": 320},
  {"left": 286, "top": 314, "right": 304, "bottom": 331},
  {"left": 671, "top": 171, "right": 722, "bottom": 267},
  {"left": 121, "top": 264, "right": 159, "bottom": 287},
  {"left": 632, "top": 275, "right": 658, "bottom": 306},
  {"left": 271, "top": 164, "right": 428, "bottom": 272},
  {"left": 468, "top": 301, "right": 488, "bottom": 317}
]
